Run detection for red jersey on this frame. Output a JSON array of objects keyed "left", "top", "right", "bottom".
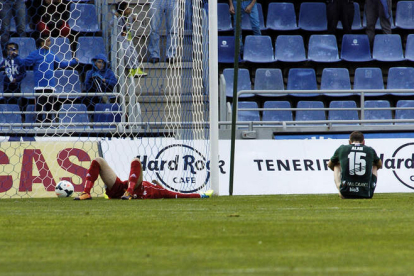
[{"left": 105, "top": 178, "right": 200, "bottom": 200}]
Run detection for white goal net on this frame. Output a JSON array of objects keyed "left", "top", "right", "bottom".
[{"left": 0, "top": 0, "right": 217, "bottom": 198}]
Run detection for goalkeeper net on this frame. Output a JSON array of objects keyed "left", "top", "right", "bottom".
[{"left": 0, "top": 0, "right": 216, "bottom": 198}]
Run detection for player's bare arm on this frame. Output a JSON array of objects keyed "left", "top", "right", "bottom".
[{"left": 328, "top": 160, "right": 337, "bottom": 171}]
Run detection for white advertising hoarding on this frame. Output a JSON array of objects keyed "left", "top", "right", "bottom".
[{"left": 102, "top": 138, "right": 414, "bottom": 196}]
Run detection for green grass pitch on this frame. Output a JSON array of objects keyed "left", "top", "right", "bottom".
[{"left": 1, "top": 194, "right": 414, "bottom": 276}]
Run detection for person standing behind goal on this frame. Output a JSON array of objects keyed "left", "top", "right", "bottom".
[{"left": 328, "top": 131, "right": 383, "bottom": 199}]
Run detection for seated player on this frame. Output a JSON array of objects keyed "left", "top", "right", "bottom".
[
  {"left": 74, "top": 157, "right": 214, "bottom": 200},
  {"left": 328, "top": 131, "right": 382, "bottom": 199}
]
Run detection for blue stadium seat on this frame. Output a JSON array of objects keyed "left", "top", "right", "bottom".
[
  {"left": 0, "top": 104, "right": 22, "bottom": 130},
  {"left": 262, "top": 101, "right": 293, "bottom": 122},
  {"left": 21, "top": 71, "right": 35, "bottom": 99},
  {"left": 68, "top": 3, "right": 101, "bottom": 33},
  {"left": 404, "top": 34, "right": 414, "bottom": 61},
  {"left": 353, "top": 67, "right": 387, "bottom": 97},
  {"left": 59, "top": 104, "right": 90, "bottom": 129},
  {"left": 254, "top": 68, "right": 286, "bottom": 97},
  {"left": 363, "top": 100, "right": 392, "bottom": 125},
  {"left": 340, "top": 34, "right": 372, "bottom": 62},
  {"left": 25, "top": 105, "right": 36, "bottom": 125},
  {"left": 321, "top": 68, "right": 352, "bottom": 97},
  {"left": 296, "top": 101, "right": 326, "bottom": 125},
  {"left": 395, "top": 1, "right": 414, "bottom": 29},
  {"left": 337, "top": 2, "right": 363, "bottom": 30},
  {"left": 243, "top": 35, "right": 275, "bottom": 63},
  {"left": 217, "top": 3, "right": 233, "bottom": 31},
  {"left": 9, "top": 37, "right": 36, "bottom": 59},
  {"left": 274, "top": 35, "right": 307, "bottom": 62},
  {"left": 373, "top": 34, "right": 405, "bottom": 61},
  {"left": 218, "top": 36, "right": 241, "bottom": 63},
  {"left": 76, "top": 36, "right": 107, "bottom": 65},
  {"left": 54, "top": 70, "right": 82, "bottom": 99},
  {"left": 0, "top": 74, "right": 3, "bottom": 95},
  {"left": 287, "top": 68, "right": 318, "bottom": 97},
  {"left": 237, "top": 101, "right": 260, "bottom": 122},
  {"left": 298, "top": 2, "right": 327, "bottom": 31},
  {"left": 266, "top": 2, "right": 298, "bottom": 31},
  {"left": 222, "top": 68, "right": 253, "bottom": 98},
  {"left": 328, "top": 101, "right": 359, "bottom": 125},
  {"left": 395, "top": 100, "right": 414, "bottom": 124},
  {"left": 50, "top": 37, "right": 73, "bottom": 61},
  {"left": 94, "top": 103, "right": 122, "bottom": 129},
  {"left": 307, "top": 34, "right": 340, "bottom": 63},
  {"left": 242, "top": 3, "right": 266, "bottom": 31},
  {"left": 387, "top": 67, "right": 414, "bottom": 96}
]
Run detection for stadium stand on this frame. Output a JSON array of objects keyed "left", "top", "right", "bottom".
[
  {"left": 404, "top": 34, "right": 414, "bottom": 61},
  {"left": 298, "top": 2, "right": 327, "bottom": 31},
  {"left": 328, "top": 101, "right": 359, "bottom": 125},
  {"left": 93, "top": 103, "right": 122, "bottom": 129},
  {"left": 274, "top": 35, "right": 307, "bottom": 62},
  {"left": 266, "top": 2, "right": 298, "bottom": 31},
  {"left": 68, "top": 3, "right": 101, "bottom": 33},
  {"left": 395, "top": 1, "right": 414, "bottom": 29},
  {"left": 9, "top": 37, "right": 36, "bottom": 59},
  {"left": 262, "top": 101, "right": 293, "bottom": 123},
  {"left": 287, "top": 68, "right": 319, "bottom": 97},
  {"left": 254, "top": 68, "right": 286, "bottom": 97},
  {"left": 353, "top": 67, "right": 387, "bottom": 97},
  {"left": 395, "top": 100, "right": 414, "bottom": 124},
  {"left": 296, "top": 101, "right": 327, "bottom": 125},
  {"left": 387, "top": 67, "right": 414, "bottom": 96},
  {"left": 217, "top": 3, "right": 233, "bottom": 32},
  {"left": 0, "top": 104, "right": 22, "bottom": 130},
  {"left": 20, "top": 71, "right": 35, "bottom": 100},
  {"left": 337, "top": 2, "right": 363, "bottom": 30},
  {"left": 218, "top": 36, "right": 241, "bottom": 63},
  {"left": 243, "top": 35, "right": 274, "bottom": 63},
  {"left": 307, "top": 34, "right": 340, "bottom": 63},
  {"left": 54, "top": 70, "right": 82, "bottom": 99},
  {"left": 372, "top": 34, "right": 405, "bottom": 62},
  {"left": 75, "top": 36, "right": 107, "bottom": 65},
  {"left": 321, "top": 68, "right": 352, "bottom": 97},
  {"left": 363, "top": 100, "right": 392, "bottom": 125},
  {"left": 241, "top": 3, "right": 266, "bottom": 31},
  {"left": 222, "top": 68, "right": 254, "bottom": 98},
  {"left": 58, "top": 104, "right": 90, "bottom": 129},
  {"left": 363, "top": 6, "right": 396, "bottom": 29},
  {"left": 50, "top": 37, "right": 73, "bottom": 61},
  {"left": 237, "top": 101, "right": 260, "bottom": 122},
  {"left": 24, "top": 105, "right": 36, "bottom": 125},
  {"left": 341, "top": 34, "right": 372, "bottom": 62}
]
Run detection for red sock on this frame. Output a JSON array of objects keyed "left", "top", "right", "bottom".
[
  {"left": 127, "top": 160, "right": 142, "bottom": 194},
  {"left": 84, "top": 160, "right": 100, "bottom": 194}
]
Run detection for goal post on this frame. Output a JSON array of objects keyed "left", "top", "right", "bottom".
[{"left": 0, "top": 0, "right": 220, "bottom": 198}]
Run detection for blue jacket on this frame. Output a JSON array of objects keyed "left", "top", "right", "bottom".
[
  {"left": 0, "top": 54, "right": 26, "bottom": 86},
  {"left": 84, "top": 54, "right": 117, "bottom": 92},
  {"left": 24, "top": 48, "right": 78, "bottom": 88}
]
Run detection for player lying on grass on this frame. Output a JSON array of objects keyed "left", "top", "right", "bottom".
[
  {"left": 328, "top": 131, "right": 382, "bottom": 199},
  {"left": 74, "top": 157, "right": 214, "bottom": 200}
]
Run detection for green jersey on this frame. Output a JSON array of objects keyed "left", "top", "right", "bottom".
[{"left": 330, "top": 143, "right": 381, "bottom": 198}]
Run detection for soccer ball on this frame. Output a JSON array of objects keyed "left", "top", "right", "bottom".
[{"left": 55, "top": 180, "right": 74, "bottom": 198}]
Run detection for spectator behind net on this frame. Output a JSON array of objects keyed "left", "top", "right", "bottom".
[
  {"left": 83, "top": 54, "right": 117, "bottom": 111},
  {"left": 0, "top": 42, "right": 27, "bottom": 109}
]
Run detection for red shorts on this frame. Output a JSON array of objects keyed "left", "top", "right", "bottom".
[{"left": 105, "top": 179, "right": 201, "bottom": 199}]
